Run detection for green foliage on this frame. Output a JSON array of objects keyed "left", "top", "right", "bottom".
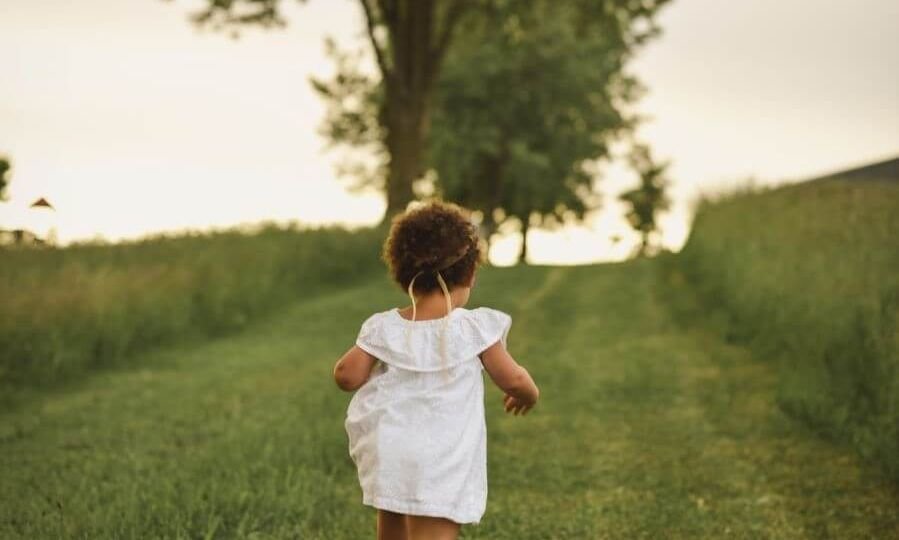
[
  {"left": 0, "top": 155, "right": 10, "bottom": 201},
  {"left": 182, "top": 0, "right": 304, "bottom": 34},
  {"left": 0, "top": 224, "right": 382, "bottom": 390},
  {"left": 2, "top": 263, "right": 896, "bottom": 537},
  {"left": 674, "top": 177, "right": 899, "bottom": 480},
  {"left": 302, "top": 0, "right": 670, "bottom": 227},
  {"left": 619, "top": 144, "right": 671, "bottom": 257},
  {"left": 429, "top": 0, "right": 670, "bottom": 261}
]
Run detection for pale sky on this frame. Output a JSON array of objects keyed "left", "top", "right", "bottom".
[{"left": 2, "top": 0, "right": 897, "bottom": 264}]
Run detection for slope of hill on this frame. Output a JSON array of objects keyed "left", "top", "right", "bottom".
[
  {"left": 805, "top": 155, "right": 899, "bottom": 183},
  {"left": 675, "top": 170, "right": 899, "bottom": 481}
]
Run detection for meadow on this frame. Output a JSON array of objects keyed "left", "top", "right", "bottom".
[
  {"left": 673, "top": 176, "right": 899, "bottom": 480},
  {"left": 2, "top": 262, "right": 897, "bottom": 538},
  {"left": 0, "top": 223, "right": 381, "bottom": 398},
  {"left": 1, "top": 176, "right": 897, "bottom": 538}
]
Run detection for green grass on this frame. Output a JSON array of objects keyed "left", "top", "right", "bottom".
[
  {"left": 0, "top": 224, "right": 382, "bottom": 393},
  {"left": 674, "top": 177, "right": 899, "bottom": 480},
  {"left": 2, "top": 262, "right": 896, "bottom": 538}
]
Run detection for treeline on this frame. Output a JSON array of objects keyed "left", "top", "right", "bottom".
[
  {"left": 672, "top": 177, "right": 899, "bottom": 480},
  {"left": 0, "top": 225, "right": 382, "bottom": 394}
]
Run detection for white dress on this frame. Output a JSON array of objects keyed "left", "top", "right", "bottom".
[{"left": 345, "top": 306, "right": 512, "bottom": 524}]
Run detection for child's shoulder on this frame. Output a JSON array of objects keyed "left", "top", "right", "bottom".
[
  {"left": 358, "top": 306, "right": 510, "bottom": 325},
  {"left": 357, "top": 308, "right": 395, "bottom": 333},
  {"left": 356, "top": 306, "right": 511, "bottom": 343},
  {"left": 457, "top": 306, "right": 513, "bottom": 350},
  {"left": 355, "top": 305, "right": 513, "bottom": 367},
  {"left": 460, "top": 306, "right": 512, "bottom": 323},
  {"left": 361, "top": 308, "right": 394, "bottom": 323}
]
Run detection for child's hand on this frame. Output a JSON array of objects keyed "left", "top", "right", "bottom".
[{"left": 503, "top": 394, "right": 534, "bottom": 416}]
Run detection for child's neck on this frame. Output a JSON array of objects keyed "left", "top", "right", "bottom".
[{"left": 402, "top": 289, "right": 464, "bottom": 320}]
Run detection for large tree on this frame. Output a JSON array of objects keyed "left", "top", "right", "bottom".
[
  {"left": 429, "top": 0, "right": 670, "bottom": 263},
  {"left": 176, "top": 0, "right": 478, "bottom": 220}
]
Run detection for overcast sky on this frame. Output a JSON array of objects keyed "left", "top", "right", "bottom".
[{"left": 2, "top": 0, "right": 897, "bottom": 263}]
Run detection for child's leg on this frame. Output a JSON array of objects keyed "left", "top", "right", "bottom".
[
  {"left": 377, "top": 509, "right": 407, "bottom": 540},
  {"left": 405, "top": 515, "right": 460, "bottom": 540}
]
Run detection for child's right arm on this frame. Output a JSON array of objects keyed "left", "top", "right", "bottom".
[
  {"left": 479, "top": 341, "right": 540, "bottom": 415},
  {"left": 333, "top": 346, "right": 376, "bottom": 392}
]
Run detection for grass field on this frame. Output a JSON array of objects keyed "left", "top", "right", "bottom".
[
  {"left": 2, "top": 262, "right": 896, "bottom": 539},
  {"left": 0, "top": 224, "right": 381, "bottom": 393},
  {"left": 675, "top": 177, "right": 899, "bottom": 480}
]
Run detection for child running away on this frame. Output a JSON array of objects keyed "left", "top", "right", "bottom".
[{"left": 333, "top": 201, "right": 541, "bottom": 540}]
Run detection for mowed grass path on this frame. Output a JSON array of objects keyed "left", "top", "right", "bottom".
[{"left": 2, "top": 262, "right": 897, "bottom": 538}]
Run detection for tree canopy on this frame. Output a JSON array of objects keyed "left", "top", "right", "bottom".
[{"left": 429, "top": 0, "right": 670, "bottom": 262}]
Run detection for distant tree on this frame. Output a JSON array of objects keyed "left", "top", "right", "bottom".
[
  {"left": 0, "top": 156, "right": 10, "bottom": 201},
  {"left": 429, "top": 0, "right": 670, "bottom": 263},
  {"left": 619, "top": 144, "right": 671, "bottom": 257},
  {"left": 173, "top": 0, "right": 478, "bottom": 221}
]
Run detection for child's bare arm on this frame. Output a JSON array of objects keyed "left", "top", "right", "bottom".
[
  {"left": 333, "top": 346, "right": 377, "bottom": 392},
  {"left": 479, "top": 341, "right": 539, "bottom": 413}
]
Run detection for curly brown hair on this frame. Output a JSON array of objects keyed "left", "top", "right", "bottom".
[{"left": 382, "top": 201, "right": 485, "bottom": 295}]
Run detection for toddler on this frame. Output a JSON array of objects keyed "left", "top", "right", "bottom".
[{"left": 333, "top": 201, "right": 540, "bottom": 540}]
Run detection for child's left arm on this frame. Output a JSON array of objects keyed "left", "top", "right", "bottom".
[{"left": 333, "top": 346, "right": 377, "bottom": 392}]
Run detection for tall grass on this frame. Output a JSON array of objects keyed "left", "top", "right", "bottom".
[
  {"left": 673, "top": 177, "right": 899, "bottom": 479},
  {"left": 0, "top": 223, "right": 383, "bottom": 391}
]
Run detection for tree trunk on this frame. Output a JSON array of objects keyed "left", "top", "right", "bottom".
[
  {"left": 639, "top": 231, "right": 650, "bottom": 257},
  {"left": 479, "top": 211, "right": 498, "bottom": 259},
  {"left": 518, "top": 217, "right": 530, "bottom": 265},
  {"left": 365, "top": 0, "right": 471, "bottom": 223},
  {"left": 378, "top": 0, "right": 436, "bottom": 223},
  {"left": 383, "top": 88, "right": 429, "bottom": 221}
]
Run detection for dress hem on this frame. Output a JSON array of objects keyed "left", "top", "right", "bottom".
[{"left": 362, "top": 494, "right": 483, "bottom": 525}]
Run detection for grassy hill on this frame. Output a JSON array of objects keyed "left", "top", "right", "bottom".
[
  {"left": 2, "top": 262, "right": 897, "bottom": 538},
  {"left": 804, "top": 155, "right": 899, "bottom": 183},
  {"left": 673, "top": 172, "right": 899, "bottom": 481}
]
